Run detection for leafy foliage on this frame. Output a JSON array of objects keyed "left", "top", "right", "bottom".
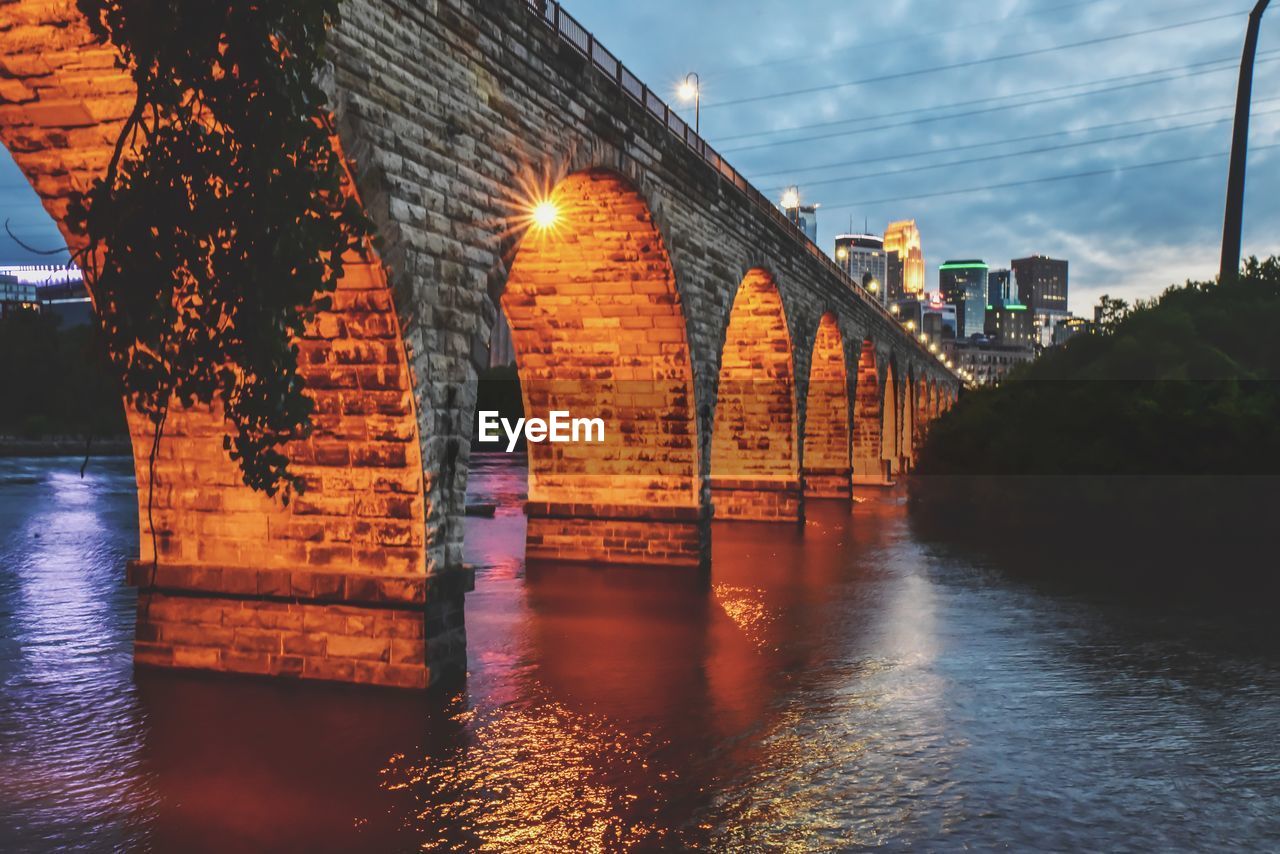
[
  {"left": 0, "top": 310, "right": 126, "bottom": 440},
  {"left": 917, "top": 257, "right": 1280, "bottom": 476},
  {"left": 70, "top": 0, "right": 370, "bottom": 500}
]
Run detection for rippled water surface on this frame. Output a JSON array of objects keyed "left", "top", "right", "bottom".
[{"left": 1, "top": 454, "right": 1277, "bottom": 850}]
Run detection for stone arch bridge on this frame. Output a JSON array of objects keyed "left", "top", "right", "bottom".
[{"left": 0, "top": 0, "right": 959, "bottom": 688}]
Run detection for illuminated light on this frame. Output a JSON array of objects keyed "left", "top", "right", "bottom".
[
  {"left": 929, "top": 343, "right": 939, "bottom": 353},
  {"left": 836, "top": 246, "right": 849, "bottom": 260},
  {"left": 530, "top": 199, "right": 559, "bottom": 231},
  {"left": 780, "top": 187, "right": 801, "bottom": 210},
  {"left": 918, "top": 333, "right": 928, "bottom": 343},
  {"left": 868, "top": 281, "right": 879, "bottom": 294},
  {"left": 905, "top": 320, "right": 915, "bottom": 331},
  {"left": 890, "top": 303, "right": 899, "bottom": 314},
  {"left": 678, "top": 80, "right": 698, "bottom": 102}
]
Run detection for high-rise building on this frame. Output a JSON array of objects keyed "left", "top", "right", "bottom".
[
  {"left": 883, "top": 220, "right": 924, "bottom": 298},
  {"left": 781, "top": 186, "right": 818, "bottom": 244},
  {"left": 987, "top": 268, "right": 1016, "bottom": 308},
  {"left": 950, "top": 340, "right": 1035, "bottom": 386},
  {"left": 894, "top": 293, "right": 956, "bottom": 346},
  {"left": 984, "top": 303, "right": 1035, "bottom": 348},
  {"left": 939, "top": 260, "right": 988, "bottom": 338},
  {"left": 1011, "top": 255, "right": 1069, "bottom": 342},
  {"left": 885, "top": 252, "right": 905, "bottom": 302},
  {"left": 834, "top": 233, "right": 887, "bottom": 303}
]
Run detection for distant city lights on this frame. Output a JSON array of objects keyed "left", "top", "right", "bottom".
[{"left": 0, "top": 264, "right": 81, "bottom": 287}]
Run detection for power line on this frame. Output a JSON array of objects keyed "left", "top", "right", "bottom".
[
  {"left": 701, "top": 0, "right": 1116, "bottom": 79},
  {"left": 748, "top": 96, "right": 1274, "bottom": 180},
  {"left": 815, "top": 143, "right": 1280, "bottom": 212},
  {"left": 714, "top": 50, "right": 1278, "bottom": 147},
  {"left": 703, "top": 10, "right": 1246, "bottom": 112},
  {"left": 719, "top": 53, "right": 1280, "bottom": 156},
  {"left": 760, "top": 103, "right": 1280, "bottom": 194}
]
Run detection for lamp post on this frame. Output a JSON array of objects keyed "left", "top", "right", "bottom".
[
  {"left": 679, "top": 72, "right": 701, "bottom": 133},
  {"left": 1219, "top": 0, "right": 1271, "bottom": 286}
]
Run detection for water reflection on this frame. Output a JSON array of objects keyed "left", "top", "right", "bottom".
[{"left": 0, "top": 455, "right": 1277, "bottom": 850}]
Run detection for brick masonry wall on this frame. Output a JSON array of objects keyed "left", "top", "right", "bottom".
[
  {"left": 0, "top": 0, "right": 461, "bottom": 689},
  {"left": 709, "top": 269, "right": 800, "bottom": 520},
  {"left": 327, "top": 0, "right": 958, "bottom": 543},
  {"left": 852, "top": 341, "right": 889, "bottom": 485},
  {"left": 0, "top": 0, "right": 958, "bottom": 683},
  {"left": 802, "top": 313, "right": 852, "bottom": 498}
]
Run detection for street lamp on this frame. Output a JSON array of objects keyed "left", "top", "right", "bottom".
[
  {"left": 530, "top": 198, "right": 559, "bottom": 231},
  {"left": 1219, "top": 0, "right": 1272, "bottom": 285},
  {"left": 678, "top": 72, "right": 701, "bottom": 134}
]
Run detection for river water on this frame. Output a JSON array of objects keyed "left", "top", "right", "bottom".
[{"left": 1, "top": 454, "right": 1277, "bottom": 851}]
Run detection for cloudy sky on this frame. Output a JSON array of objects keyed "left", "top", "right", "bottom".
[{"left": 3, "top": 0, "right": 1277, "bottom": 313}]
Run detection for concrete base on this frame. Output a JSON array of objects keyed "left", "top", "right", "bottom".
[
  {"left": 710, "top": 476, "right": 803, "bottom": 522},
  {"left": 803, "top": 467, "right": 853, "bottom": 499},
  {"left": 524, "top": 502, "right": 710, "bottom": 568},
  {"left": 127, "top": 561, "right": 472, "bottom": 689}
]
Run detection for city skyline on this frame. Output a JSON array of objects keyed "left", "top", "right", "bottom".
[
  {"left": 551, "top": 0, "right": 1279, "bottom": 313},
  {"left": 1, "top": 0, "right": 1277, "bottom": 314}
]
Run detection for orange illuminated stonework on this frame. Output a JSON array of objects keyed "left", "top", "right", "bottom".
[
  {"left": 852, "top": 341, "right": 891, "bottom": 486},
  {"left": 0, "top": 2, "right": 455, "bottom": 689},
  {"left": 711, "top": 269, "right": 802, "bottom": 521},
  {"left": 504, "top": 170, "right": 706, "bottom": 567},
  {"left": 802, "top": 313, "right": 852, "bottom": 498},
  {"left": 0, "top": 0, "right": 961, "bottom": 690},
  {"left": 900, "top": 374, "right": 916, "bottom": 472},
  {"left": 881, "top": 362, "right": 901, "bottom": 477}
]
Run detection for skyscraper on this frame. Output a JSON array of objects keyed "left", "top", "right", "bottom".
[
  {"left": 834, "top": 232, "right": 887, "bottom": 302},
  {"left": 987, "top": 268, "right": 1015, "bottom": 308},
  {"left": 939, "top": 260, "right": 988, "bottom": 338},
  {"left": 883, "top": 220, "right": 924, "bottom": 298},
  {"left": 1011, "top": 255, "right": 1069, "bottom": 342},
  {"left": 781, "top": 186, "right": 818, "bottom": 244}
]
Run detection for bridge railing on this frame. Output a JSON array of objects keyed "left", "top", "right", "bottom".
[{"left": 523, "top": 0, "right": 956, "bottom": 378}]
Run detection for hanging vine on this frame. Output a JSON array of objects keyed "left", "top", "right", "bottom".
[{"left": 69, "top": 0, "right": 371, "bottom": 503}]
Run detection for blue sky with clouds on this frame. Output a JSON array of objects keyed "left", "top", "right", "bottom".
[{"left": 2, "top": 0, "right": 1277, "bottom": 313}]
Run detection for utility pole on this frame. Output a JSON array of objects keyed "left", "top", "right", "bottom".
[{"left": 1219, "top": 0, "right": 1271, "bottom": 285}]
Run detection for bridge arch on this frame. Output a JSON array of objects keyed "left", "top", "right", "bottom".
[
  {"left": 901, "top": 368, "right": 917, "bottom": 472},
  {"left": 0, "top": 6, "right": 449, "bottom": 688},
  {"left": 710, "top": 268, "right": 801, "bottom": 520},
  {"left": 501, "top": 168, "right": 704, "bottom": 565},
  {"left": 801, "top": 312, "right": 852, "bottom": 498},
  {"left": 851, "top": 340, "right": 888, "bottom": 486},
  {"left": 880, "top": 358, "right": 901, "bottom": 478}
]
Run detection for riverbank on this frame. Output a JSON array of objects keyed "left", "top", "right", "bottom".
[{"left": 908, "top": 474, "right": 1280, "bottom": 601}]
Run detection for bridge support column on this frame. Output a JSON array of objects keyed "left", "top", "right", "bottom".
[
  {"left": 127, "top": 563, "right": 472, "bottom": 689},
  {"left": 803, "top": 466, "right": 853, "bottom": 499},
  {"left": 851, "top": 462, "right": 895, "bottom": 488},
  {"left": 524, "top": 503, "right": 710, "bottom": 569},
  {"left": 711, "top": 476, "right": 803, "bottom": 521}
]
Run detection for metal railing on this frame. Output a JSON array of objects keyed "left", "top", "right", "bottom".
[{"left": 524, "top": 0, "right": 955, "bottom": 378}]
